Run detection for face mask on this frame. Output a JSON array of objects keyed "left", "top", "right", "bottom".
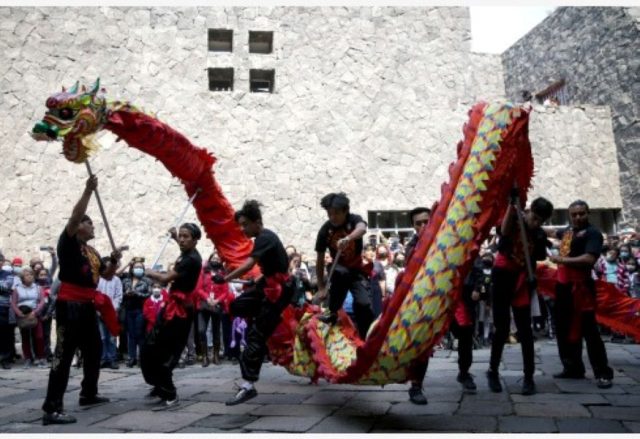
[
  {"left": 620, "top": 251, "right": 630, "bottom": 260},
  {"left": 395, "top": 260, "right": 405, "bottom": 268},
  {"left": 483, "top": 268, "right": 492, "bottom": 275},
  {"left": 133, "top": 268, "right": 144, "bottom": 278},
  {"left": 36, "top": 278, "right": 49, "bottom": 286},
  {"left": 13, "top": 267, "right": 23, "bottom": 275},
  {"left": 1, "top": 265, "right": 12, "bottom": 273},
  {"left": 606, "top": 256, "right": 616, "bottom": 263},
  {"left": 626, "top": 265, "right": 636, "bottom": 273},
  {"left": 152, "top": 288, "right": 162, "bottom": 297}
]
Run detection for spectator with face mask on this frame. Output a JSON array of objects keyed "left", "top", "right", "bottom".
[
  {"left": 11, "top": 257, "right": 24, "bottom": 289},
  {"left": 97, "top": 258, "right": 123, "bottom": 369},
  {"left": 143, "top": 282, "right": 168, "bottom": 334},
  {"left": 121, "top": 259, "right": 152, "bottom": 367}
]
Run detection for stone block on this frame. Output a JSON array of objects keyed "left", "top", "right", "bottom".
[
  {"left": 374, "top": 414, "right": 497, "bottom": 432},
  {"left": 514, "top": 402, "right": 591, "bottom": 418},
  {"left": 498, "top": 416, "right": 558, "bottom": 433},
  {"left": 556, "top": 418, "right": 628, "bottom": 433},
  {"left": 249, "top": 403, "right": 337, "bottom": 417},
  {"left": 243, "top": 415, "right": 324, "bottom": 432},
  {"left": 193, "top": 414, "right": 258, "bottom": 430},
  {"left": 307, "top": 415, "right": 376, "bottom": 433},
  {"left": 389, "top": 401, "right": 458, "bottom": 416},
  {"left": 589, "top": 406, "right": 640, "bottom": 422},
  {"left": 457, "top": 400, "right": 513, "bottom": 416},
  {"left": 93, "top": 410, "right": 210, "bottom": 432}
]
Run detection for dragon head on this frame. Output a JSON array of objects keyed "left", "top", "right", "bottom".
[{"left": 31, "top": 78, "right": 107, "bottom": 163}]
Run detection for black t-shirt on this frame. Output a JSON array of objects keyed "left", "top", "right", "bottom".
[
  {"left": 315, "top": 213, "right": 367, "bottom": 269},
  {"left": 171, "top": 248, "right": 202, "bottom": 293},
  {"left": 556, "top": 224, "right": 603, "bottom": 258},
  {"left": 251, "top": 228, "right": 288, "bottom": 277},
  {"left": 497, "top": 220, "right": 549, "bottom": 263},
  {"left": 57, "top": 229, "right": 102, "bottom": 289}
]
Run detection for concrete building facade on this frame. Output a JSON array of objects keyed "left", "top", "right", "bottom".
[{"left": 0, "top": 7, "right": 625, "bottom": 266}]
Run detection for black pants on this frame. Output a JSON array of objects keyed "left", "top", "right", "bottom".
[
  {"left": 489, "top": 267, "right": 535, "bottom": 379},
  {"left": 197, "top": 308, "right": 222, "bottom": 352},
  {"left": 230, "top": 280, "right": 293, "bottom": 382},
  {"left": 328, "top": 266, "right": 374, "bottom": 339},
  {"left": 554, "top": 282, "right": 613, "bottom": 379},
  {"left": 140, "top": 308, "right": 194, "bottom": 400},
  {"left": 42, "top": 301, "right": 102, "bottom": 414},
  {"left": 412, "top": 320, "right": 473, "bottom": 386}
]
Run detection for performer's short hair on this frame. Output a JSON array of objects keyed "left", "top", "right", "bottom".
[
  {"left": 234, "top": 200, "right": 263, "bottom": 222},
  {"left": 568, "top": 199, "right": 590, "bottom": 213},
  {"left": 530, "top": 197, "right": 554, "bottom": 220},
  {"left": 409, "top": 207, "right": 431, "bottom": 224},
  {"left": 320, "top": 192, "right": 350, "bottom": 212},
  {"left": 180, "top": 222, "right": 202, "bottom": 240}
]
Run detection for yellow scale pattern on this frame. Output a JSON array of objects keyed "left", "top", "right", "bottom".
[{"left": 289, "top": 103, "right": 518, "bottom": 384}]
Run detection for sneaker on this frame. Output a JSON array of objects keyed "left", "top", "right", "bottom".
[
  {"left": 553, "top": 370, "right": 585, "bottom": 379},
  {"left": 522, "top": 377, "right": 537, "bottom": 395},
  {"left": 126, "top": 359, "right": 137, "bottom": 368},
  {"left": 1, "top": 361, "right": 11, "bottom": 370},
  {"left": 225, "top": 386, "right": 258, "bottom": 406},
  {"left": 42, "top": 411, "right": 77, "bottom": 425},
  {"left": 596, "top": 377, "right": 613, "bottom": 389},
  {"left": 486, "top": 370, "right": 502, "bottom": 393},
  {"left": 185, "top": 358, "right": 196, "bottom": 366},
  {"left": 318, "top": 312, "right": 338, "bottom": 325},
  {"left": 23, "top": 359, "right": 33, "bottom": 368},
  {"left": 109, "top": 362, "right": 120, "bottom": 370},
  {"left": 151, "top": 396, "right": 180, "bottom": 411},
  {"left": 37, "top": 360, "right": 49, "bottom": 369},
  {"left": 457, "top": 372, "right": 477, "bottom": 393},
  {"left": 408, "top": 385, "right": 428, "bottom": 405},
  {"left": 79, "top": 395, "right": 110, "bottom": 406}
]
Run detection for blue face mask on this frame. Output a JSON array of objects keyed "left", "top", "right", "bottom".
[
  {"left": 133, "top": 268, "right": 144, "bottom": 278},
  {"left": 13, "top": 267, "right": 23, "bottom": 275},
  {"left": 620, "top": 251, "right": 630, "bottom": 260}
]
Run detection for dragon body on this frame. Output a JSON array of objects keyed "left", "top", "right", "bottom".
[{"left": 33, "top": 80, "right": 638, "bottom": 386}]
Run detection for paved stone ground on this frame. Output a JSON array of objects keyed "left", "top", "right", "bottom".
[{"left": 0, "top": 339, "right": 639, "bottom": 433}]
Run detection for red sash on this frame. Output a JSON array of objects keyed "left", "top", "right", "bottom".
[
  {"left": 557, "top": 265, "right": 595, "bottom": 342},
  {"left": 263, "top": 273, "right": 291, "bottom": 303},
  {"left": 163, "top": 290, "right": 193, "bottom": 322},
  {"left": 58, "top": 282, "right": 120, "bottom": 336}
]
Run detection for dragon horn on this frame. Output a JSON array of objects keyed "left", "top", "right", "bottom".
[
  {"left": 90, "top": 78, "right": 101, "bottom": 95},
  {"left": 68, "top": 81, "right": 79, "bottom": 94}
]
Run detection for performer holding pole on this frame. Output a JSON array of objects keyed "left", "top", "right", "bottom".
[
  {"left": 315, "top": 193, "right": 373, "bottom": 339},
  {"left": 42, "top": 175, "right": 123, "bottom": 425},
  {"left": 140, "top": 222, "right": 203, "bottom": 410},
  {"left": 486, "top": 189, "right": 553, "bottom": 396}
]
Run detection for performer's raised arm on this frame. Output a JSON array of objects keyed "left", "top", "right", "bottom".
[{"left": 65, "top": 175, "right": 97, "bottom": 237}]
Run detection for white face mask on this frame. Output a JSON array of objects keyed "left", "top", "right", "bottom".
[
  {"left": 1, "top": 265, "right": 12, "bottom": 273},
  {"left": 13, "top": 266, "right": 23, "bottom": 275},
  {"left": 152, "top": 288, "right": 162, "bottom": 297}
]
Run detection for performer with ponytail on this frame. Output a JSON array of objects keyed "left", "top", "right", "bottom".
[
  {"left": 141, "top": 223, "right": 203, "bottom": 410},
  {"left": 214, "top": 200, "right": 293, "bottom": 406},
  {"left": 42, "top": 175, "right": 122, "bottom": 425}
]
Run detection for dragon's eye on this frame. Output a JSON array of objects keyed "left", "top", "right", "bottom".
[{"left": 58, "top": 108, "right": 74, "bottom": 119}]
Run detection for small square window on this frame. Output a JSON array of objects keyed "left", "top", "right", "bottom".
[
  {"left": 249, "top": 31, "right": 273, "bottom": 54},
  {"left": 250, "top": 69, "right": 275, "bottom": 93},
  {"left": 208, "top": 29, "right": 233, "bottom": 52},
  {"left": 208, "top": 68, "right": 233, "bottom": 91}
]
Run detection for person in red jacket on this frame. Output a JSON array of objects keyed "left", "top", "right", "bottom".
[
  {"left": 194, "top": 257, "right": 234, "bottom": 366},
  {"left": 143, "top": 283, "right": 168, "bottom": 334}
]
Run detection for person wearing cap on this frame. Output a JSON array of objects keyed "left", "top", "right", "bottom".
[
  {"left": 10, "top": 257, "right": 24, "bottom": 289},
  {"left": 140, "top": 222, "right": 203, "bottom": 410},
  {"left": 42, "top": 175, "right": 123, "bottom": 425}
]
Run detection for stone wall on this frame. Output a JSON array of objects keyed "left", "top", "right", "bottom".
[
  {"left": 0, "top": 6, "right": 621, "bottom": 266},
  {"left": 502, "top": 7, "right": 640, "bottom": 227}
]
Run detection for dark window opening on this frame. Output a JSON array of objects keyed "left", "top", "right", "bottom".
[
  {"left": 208, "top": 29, "right": 233, "bottom": 52},
  {"left": 250, "top": 69, "right": 275, "bottom": 93},
  {"left": 535, "top": 78, "right": 567, "bottom": 105},
  {"left": 208, "top": 68, "right": 233, "bottom": 92},
  {"left": 249, "top": 31, "right": 273, "bottom": 54}
]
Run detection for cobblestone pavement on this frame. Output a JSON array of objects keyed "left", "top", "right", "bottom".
[{"left": 0, "top": 340, "right": 639, "bottom": 433}]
